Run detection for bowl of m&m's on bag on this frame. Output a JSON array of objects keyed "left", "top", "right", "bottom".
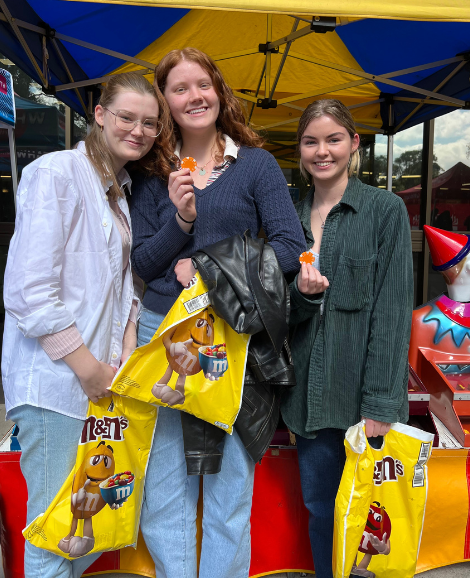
[
  {"left": 100, "top": 471, "right": 135, "bottom": 505},
  {"left": 198, "top": 344, "right": 228, "bottom": 380}
]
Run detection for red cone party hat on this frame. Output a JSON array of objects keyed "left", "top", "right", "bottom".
[{"left": 424, "top": 225, "right": 470, "bottom": 271}]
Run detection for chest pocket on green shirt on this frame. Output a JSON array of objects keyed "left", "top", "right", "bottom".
[{"left": 329, "top": 254, "right": 376, "bottom": 311}]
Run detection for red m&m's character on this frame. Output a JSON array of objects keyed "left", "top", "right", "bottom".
[{"left": 352, "top": 502, "right": 391, "bottom": 578}]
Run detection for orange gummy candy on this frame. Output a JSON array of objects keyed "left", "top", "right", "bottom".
[
  {"left": 181, "top": 157, "right": 197, "bottom": 172},
  {"left": 299, "top": 252, "right": 315, "bottom": 265}
]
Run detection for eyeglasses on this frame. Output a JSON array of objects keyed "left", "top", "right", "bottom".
[{"left": 103, "top": 107, "right": 163, "bottom": 138}]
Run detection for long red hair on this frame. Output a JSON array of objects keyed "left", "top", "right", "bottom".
[{"left": 155, "top": 47, "right": 264, "bottom": 164}]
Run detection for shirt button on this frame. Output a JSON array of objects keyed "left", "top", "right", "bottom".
[
  {"left": 103, "top": 220, "right": 108, "bottom": 227},
  {"left": 112, "top": 352, "right": 118, "bottom": 359},
  {"left": 117, "top": 321, "right": 121, "bottom": 327},
  {"left": 105, "top": 195, "right": 108, "bottom": 201}
]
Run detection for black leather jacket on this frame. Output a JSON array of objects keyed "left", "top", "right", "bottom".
[{"left": 180, "top": 232, "right": 295, "bottom": 475}]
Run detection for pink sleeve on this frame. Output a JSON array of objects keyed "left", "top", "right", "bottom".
[
  {"left": 128, "top": 300, "right": 139, "bottom": 325},
  {"left": 38, "top": 324, "right": 84, "bottom": 361}
]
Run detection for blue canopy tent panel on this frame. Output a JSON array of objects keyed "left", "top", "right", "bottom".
[
  {"left": 0, "top": 0, "right": 95, "bottom": 114},
  {"left": 337, "top": 19, "right": 470, "bottom": 132},
  {"left": 0, "top": 1, "right": 470, "bottom": 141},
  {"left": 0, "top": 0, "right": 187, "bottom": 116},
  {"left": 27, "top": 0, "right": 188, "bottom": 80}
]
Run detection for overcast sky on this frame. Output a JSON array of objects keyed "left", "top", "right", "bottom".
[{"left": 375, "top": 108, "right": 470, "bottom": 172}]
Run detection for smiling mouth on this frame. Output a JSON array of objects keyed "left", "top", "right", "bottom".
[
  {"left": 187, "top": 107, "right": 208, "bottom": 115},
  {"left": 315, "top": 162, "right": 334, "bottom": 167},
  {"left": 87, "top": 474, "right": 106, "bottom": 483},
  {"left": 366, "top": 519, "right": 378, "bottom": 532}
]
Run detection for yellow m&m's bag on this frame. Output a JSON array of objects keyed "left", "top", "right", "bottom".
[
  {"left": 111, "top": 273, "right": 250, "bottom": 434},
  {"left": 23, "top": 394, "right": 157, "bottom": 558},
  {"left": 334, "top": 422, "right": 434, "bottom": 578}
]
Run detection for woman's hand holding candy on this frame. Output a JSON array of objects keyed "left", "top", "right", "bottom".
[{"left": 297, "top": 262, "right": 329, "bottom": 295}]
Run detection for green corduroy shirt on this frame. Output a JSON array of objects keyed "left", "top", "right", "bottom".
[{"left": 281, "top": 177, "right": 413, "bottom": 438}]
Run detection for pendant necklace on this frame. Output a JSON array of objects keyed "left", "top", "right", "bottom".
[{"left": 315, "top": 192, "right": 345, "bottom": 230}]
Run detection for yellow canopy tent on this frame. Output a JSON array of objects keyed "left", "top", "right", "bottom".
[
  {"left": 6, "top": 1, "right": 469, "bottom": 172},
  {"left": 65, "top": 0, "right": 470, "bottom": 22}
]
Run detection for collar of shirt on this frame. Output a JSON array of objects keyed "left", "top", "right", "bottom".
[
  {"left": 174, "top": 134, "right": 239, "bottom": 165},
  {"left": 298, "top": 176, "right": 363, "bottom": 241},
  {"left": 76, "top": 140, "right": 132, "bottom": 194}
]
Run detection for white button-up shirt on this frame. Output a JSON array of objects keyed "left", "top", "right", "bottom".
[{"left": 2, "top": 142, "right": 139, "bottom": 420}]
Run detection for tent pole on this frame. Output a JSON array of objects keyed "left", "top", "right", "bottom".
[
  {"left": 248, "top": 62, "right": 266, "bottom": 124},
  {"left": 386, "top": 102, "right": 394, "bottom": 192},
  {"left": 270, "top": 18, "right": 299, "bottom": 100},
  {"left": 265, "top": 15, "right": 272, "bottom": 100},
  {"left": 55, "top": 68, "right": 151, "bottom": 92},
  {"left": 65, "top": 106, "right": 72, "bottom": 150},
  {"left": 395, "top": 60, "right": 466, "bottom": 131},
  {"left": 386, "top": 135, "right": 394, "bottom": 192},
  {"left": 8, "top": 126, "right": 18, "bottom": 209},
  {"left": 287, "top": 51, "right": 465, "bottom": 106},
  {"left": 416, "top": 119, "right": 435, "bottom": 306},
  {"left": 277, "top": 79, "right": 373, "bottom": 105},
  {"left": 51, "top": 38, "right": 88, "bottom": 116}
]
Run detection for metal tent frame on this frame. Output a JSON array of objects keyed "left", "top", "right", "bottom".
[{"left": 1, "top": 5, "right": 469, "bottom": 192}]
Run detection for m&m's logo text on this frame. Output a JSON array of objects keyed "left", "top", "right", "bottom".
[
  {"left": 373, "top": 456, "right": 404, "bottom": 485},
  {"left": 79, "top": 415, "right": 129, "bottom": 444}
]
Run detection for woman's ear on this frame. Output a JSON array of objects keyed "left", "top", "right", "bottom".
[
  {"left": 351, "top": 133, "right": 360, "bottom": 153},
  {"left": 94, "top": 105, "right": 105, "bottom": 129}
]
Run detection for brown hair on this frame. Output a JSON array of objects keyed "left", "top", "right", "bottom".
[
  {"left": 296, "top": 99, "right": 361, "bottom": 181},
  {"left": 85, "top": 72, "right": 174, "bottom": 199},
  {"left": 155, "top": 47, "right": 264, "bottom": 163}
]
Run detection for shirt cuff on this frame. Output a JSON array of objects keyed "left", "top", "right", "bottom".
[
  {"left": 360, "top": 394, "right": 402, "bottom": 424},
  {"left": 291, "top": 276, "right": 324, "bottom": 310},
  {"left": 38, "top": 324, "right": 84, "bottom": 361},
  {"left": 128, "top": 300, "right": 139, "bottom": 325}
]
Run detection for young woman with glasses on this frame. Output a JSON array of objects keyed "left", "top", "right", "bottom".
[
  {"left": 129, "top": 48, "right": 306, "bottom": 578},
  {"left": 2, "top": 72, "right": 173, "bottom": 577}
]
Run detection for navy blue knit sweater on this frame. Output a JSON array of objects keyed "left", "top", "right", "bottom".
[{"left": 130, "top": 146, "right": 306, "bottom": 315}]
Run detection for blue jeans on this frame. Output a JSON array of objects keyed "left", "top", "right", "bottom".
[
  {"left": 138, "top": 307, "right": 255, "bottom": 578},
  {"left": 296, "top": 429, "right": 346, "bottom": 578},
  {"left": 9, "top": 405, "right": 101, "bottom": 578}
]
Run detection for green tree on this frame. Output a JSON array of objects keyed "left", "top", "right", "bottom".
[
  {"left": 393, "top": 150, "right": 442, "bottom": 193},
  {"left": 372, "top": 154, "right": 387, "bottom": 187}
]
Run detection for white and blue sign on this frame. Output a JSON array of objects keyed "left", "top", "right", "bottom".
[{"left": 0, "top": 68, "right": 15, "bottom": 127}]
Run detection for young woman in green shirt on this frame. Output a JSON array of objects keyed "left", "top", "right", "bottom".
[{"left": 281, "top": 99, "right": 413, "bottom": 578}]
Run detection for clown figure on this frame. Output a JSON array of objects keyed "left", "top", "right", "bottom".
[{"left": 409, "top": 225, "right": 470, "bottom": 372}]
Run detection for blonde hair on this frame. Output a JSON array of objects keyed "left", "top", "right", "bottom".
[
  {"left": 155, "top": 47, "right": 264, "bottom": 164},
  {"left": 84, "top": 72, "right": 174, "bottom": 200},
  {"left": 297, "top": 99, "right": 361, "bottom": 182}
]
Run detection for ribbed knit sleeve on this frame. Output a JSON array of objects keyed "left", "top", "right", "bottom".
[
  {"left": 38, "top": 324, "right": 84, "bottom": 360},
  {"left": 130, "top": 177, "right": 194, "bottom": 283},
  {"left": 251, "top": 150, "right": 306, "bottom": 274}
]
